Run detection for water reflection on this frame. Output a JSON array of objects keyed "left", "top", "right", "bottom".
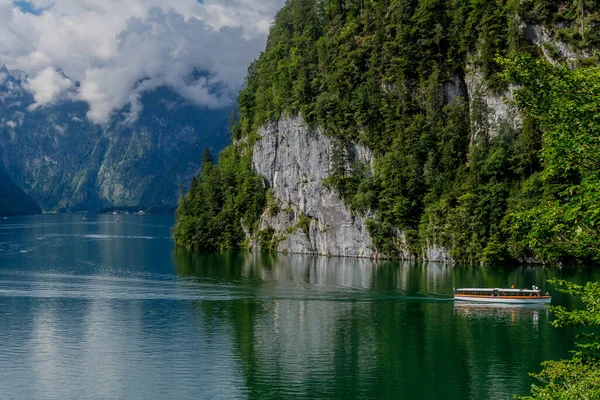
[
  {"left": 173, "top": 250, "right": 595, "bottom": 400},
  {"left": 174, "top": 250, "right": 589, "bottom": 305},
  {"left": 453, "top": 302, "right": 549, "bottom": 328},
  {"left": 174, "top": 250, "right": 457, "bottom": 299}
]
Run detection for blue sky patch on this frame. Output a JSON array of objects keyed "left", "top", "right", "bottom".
[{"left": 14, "top": 1, "right": 45, "bottom": 15}]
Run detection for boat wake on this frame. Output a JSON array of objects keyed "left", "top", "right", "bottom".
[{"left": 0, "top": 270, "right": 456, "bottom": 304}]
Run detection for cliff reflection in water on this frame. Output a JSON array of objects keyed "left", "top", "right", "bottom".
[
  {"left": 174, "top": 250, "right": 457, "bottom": 296},
  {"left": 173, "top": 250, "right": 585, "bottom": 400}
]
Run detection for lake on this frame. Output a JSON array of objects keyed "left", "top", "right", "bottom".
[{"left": 0, "top": 215, "right": 596, "bottom": 399}]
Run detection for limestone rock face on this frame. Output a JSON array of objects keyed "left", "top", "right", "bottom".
[
  {"left": 464, "top": 62, "right": 521, "bottom": 142},
  {"left": 248, "top": 24, "right": 577, "bottom": 261},
  {"left": 425, "top": 242, "right": 452, "bottom": 263},
  {"left": 524, "top": 25, "right": 589, "bottom": 64},
  {"left": 252, "top": 116, "right": 376, "bottom": 258}
]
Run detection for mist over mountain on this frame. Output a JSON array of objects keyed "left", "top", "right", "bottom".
[
  {"left": 0, "top": 65, "right": 231, "bottom": 212},
  {"left": 0, "top": 0, "right": 287, "bottom": 213}
]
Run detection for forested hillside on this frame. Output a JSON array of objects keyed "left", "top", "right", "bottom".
[
  {"left": 0, "top": 167, "right": 41, "bottom": 216},
  {"left": 175, "top": 0, "right": 600, "bottom": 264}
]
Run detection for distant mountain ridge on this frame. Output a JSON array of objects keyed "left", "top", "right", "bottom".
[{"left": 0, "top": 65, "right": 231, "bottom": 212}]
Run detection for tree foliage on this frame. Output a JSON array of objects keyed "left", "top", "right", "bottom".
[
  {"left": 0, "top": 167, "right": 41, "bottom": 216},
  {"left": 173, "top": 146, "right": 266, "bottom": 251},
  {"left": 517, "top": 279, "right": 600, "bottom": 399},
  {"left": 504, "top": 55, "right": 600, "bottom": 263}
]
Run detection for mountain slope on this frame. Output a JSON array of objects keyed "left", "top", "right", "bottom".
[
  {"left": 0, "top": 167, "right": 41, "bottom": 216},
  {"left": 0, "top": 66, "right": 231, "bottom": 212}
]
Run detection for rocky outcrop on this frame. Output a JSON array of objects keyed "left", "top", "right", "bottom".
[
  {"left": 252, "top": 116, "right": 376, "bottom": 258},
  {"left": 246, "top": 25, "right": 584, "bottom": 261},
  {"left": 524, "top": 24, "right": 589, "bottom": 64},
  {"left": 425, "top": 242, "right": 452, "bottom": 263},
  {"left": 248, "top": 112, "right": 463, "bottom": 261},
  {"left": 465, "top": 62, "right": 521, "bottom": 142},
  {"left": 464, "top": 24, "right": 589, "bottom": 145}
]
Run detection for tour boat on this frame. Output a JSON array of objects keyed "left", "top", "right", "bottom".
[{"left": 453, "top": 286, "right": 551, "bottom": 304}]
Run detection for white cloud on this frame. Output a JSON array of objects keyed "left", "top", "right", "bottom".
[
  {"left": 26, "top": 67, "right": 73, "bottom": 107},
  {"left": 0, "top": 0, "right": 285, "bottom": 123}
]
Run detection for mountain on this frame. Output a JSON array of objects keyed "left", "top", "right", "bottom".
[
  {"left": 0, "top": 66, "right": 231, "bottom": 212},
  {"left": 0, "top": 166, "right": 41, "bottom": 216},
  {"left": 174, "top": 0, "right": 600, "bottom": 264}
]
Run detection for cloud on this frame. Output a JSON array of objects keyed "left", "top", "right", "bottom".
[
  {"left": 26, "top": 67, "right": 73, "bottom": 107},
  {"left": 0, "top": 0, "right": 285, "bottom": 123}
]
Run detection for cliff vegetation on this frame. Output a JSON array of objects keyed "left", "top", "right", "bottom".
[
  {"left": 173, "top": 149, "right": 266, "bottom": 251},
  {"left": 175, "top": 0, "right": 600, "bottom": 264}
]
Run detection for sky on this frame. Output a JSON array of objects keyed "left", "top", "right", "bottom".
[{"left": 0, "top": 0, "right": 286, "bottom": 123}]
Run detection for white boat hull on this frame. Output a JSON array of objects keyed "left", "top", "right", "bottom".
[{"left": 454, "top": 296, "right": 551, "bottom": 304}]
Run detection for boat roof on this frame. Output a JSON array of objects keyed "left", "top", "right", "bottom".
[{"left": 456, "top": 288, "right": 541, "bottom": 292}]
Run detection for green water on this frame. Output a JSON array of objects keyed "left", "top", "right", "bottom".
[{"left": 0, "top": 215, "right": 596, "bottom": 399}]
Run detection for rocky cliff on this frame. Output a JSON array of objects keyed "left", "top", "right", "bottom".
[
  {"left": 247, "top": 48, "right": 530, "bottom": 260},
  {"left": 176, "top": 0, "right": 600, "bottom": 264},
  {"left": 252, "top": 116, "right": 375, "bottom": 257}
]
